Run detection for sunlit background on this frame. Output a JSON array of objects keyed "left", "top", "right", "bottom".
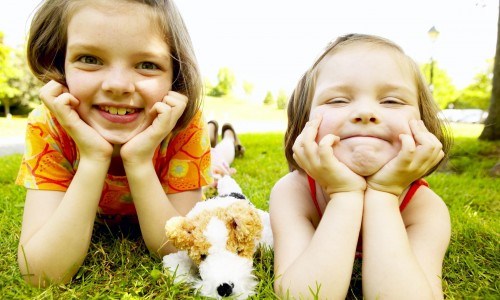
[{"left": 1, "top": 0, "right": 498, "bottom": 100}]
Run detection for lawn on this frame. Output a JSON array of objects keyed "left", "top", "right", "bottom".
[{"left": 0, "top": 115, "right": 498, "bottom": 298}]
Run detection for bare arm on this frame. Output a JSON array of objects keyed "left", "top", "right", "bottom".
[
  {"left": 17, "top": 158, "right": 110, "bottom": 287},
  {"left": 362, "top": 187, "right": 450, "bottom": 300},
  {"left": 271, "top": 172, "right": 364, "bottom": 299},
  {"left": 124, "top": 160, "right": 201, "bottom": 256},
  {"left": 121, "top": 91, "right": 198, "bottom": 256},
  {"left": 18, "top": 81, "right": 113, "bottom": 286},
  {"left": 362, "top": 120, "right": 448, "bottom": 299}
]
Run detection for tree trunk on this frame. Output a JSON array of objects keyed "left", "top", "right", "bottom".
[
  {"left": 479, "top": 2, "right": 500, "bottom": 140},
  {"left": 1, "top": 98, "right": 11, "bottom": 119}
]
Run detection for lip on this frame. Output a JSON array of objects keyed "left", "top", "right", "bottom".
[
  {"left": 94, "top": 105, "right": 142, "bottom": 124},
  {"left": 341, "top": 135, "right": 388, "bottom": 142}
]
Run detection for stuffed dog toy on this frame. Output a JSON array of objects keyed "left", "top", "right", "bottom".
[{"left": 162, "top": 176, "right": 273, "bottom": 299}]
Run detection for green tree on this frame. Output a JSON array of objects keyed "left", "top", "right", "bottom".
[
  {"left": 263, "top": 91, "right": 274, "bottom": 106},
  {"left": 420, "top": 62, "right": 459, "bottom": 108},
  {"left": 276, "top": 89, "right": 288, "bottom": 110},
  {"left": 0, "top": 32, "right": 22, "bottom": 117},
  {"left": 480, "top": 1, "right": 500, "bottom": 141},
  {"left": 208, "top": 67, "right": 236, "bottom": 97},
  {"left": 455, "top": 61, "right": 492, "bottom": 110},
  {"left": 242, "top": 80, "right": 254, "bottom": 96}
]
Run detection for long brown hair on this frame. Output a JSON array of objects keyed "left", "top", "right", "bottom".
[
  {"left": 284, "top": 33, "right": 452, "bottom": 176},
  {"left": 27, "top": 0, "right": 202, "bottom": 134}
]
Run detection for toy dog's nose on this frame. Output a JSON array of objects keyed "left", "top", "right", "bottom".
[{"left": 217, "top": 282, "right": 234, "bottom": 297}]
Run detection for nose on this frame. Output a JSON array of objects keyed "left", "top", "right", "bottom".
[
  {"left": 102, "top": 68, "right": 134, "bottom": 96},
  {"left": 351, "top": 102, "right": 380, "bottom": 124},
  {"left": 217, "top": 282, "right": 234, "bottom": 297}
]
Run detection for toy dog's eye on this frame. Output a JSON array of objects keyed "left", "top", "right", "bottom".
[
  {"left": 237, "top": 249, "right": 243, "bottom": 255},
  {"left": 200, "top": 254, "right": 207, "bottom": 261}
]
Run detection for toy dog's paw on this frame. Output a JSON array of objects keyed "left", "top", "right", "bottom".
[{"left": 163, "top": 251, "right": 197, "bottom": 283}]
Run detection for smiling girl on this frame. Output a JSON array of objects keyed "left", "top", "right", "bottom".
[
  {"left": 270, "top": 34, "right": 452, "bottom": 299},
  {"left": 16, "top": 0, "right": 212, "bottom": 287}
]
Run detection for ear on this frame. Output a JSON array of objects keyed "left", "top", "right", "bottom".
[
  {"left": 224, "top": 202, "right": 263, "bottom": 257},
  {"left": 165, "top": 216, "right": 196, "bottom": 250}
]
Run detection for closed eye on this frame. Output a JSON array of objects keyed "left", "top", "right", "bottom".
[
  {"left": 381, "top": 98, "right": 405, "bottom": 105},
  {"left": 326, "top": 98, "right": 349, "bottom": 105}
]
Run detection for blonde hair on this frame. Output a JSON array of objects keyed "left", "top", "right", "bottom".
[
  {"left": 284, "top": 33, "right": 452, "bottom": 175},
  {"left": 27, "top": 0, "right": 202, "bottom": 134}
]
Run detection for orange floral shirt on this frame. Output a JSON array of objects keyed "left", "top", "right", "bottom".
[{"left": 16, "top": 104, "right": 212, "bottom": 221}]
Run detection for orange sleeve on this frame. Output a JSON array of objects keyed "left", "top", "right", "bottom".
[
  {"left": 156, "top": 111, "right": 213, "bottom": 193},
  {"left": 15, "top": 105, "right": 78, "bottom": 191}
]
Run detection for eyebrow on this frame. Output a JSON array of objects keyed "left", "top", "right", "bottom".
[{"left": 66, "top": 42, "right": 171, "bottom": 60}]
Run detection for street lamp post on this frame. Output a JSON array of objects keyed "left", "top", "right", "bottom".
[{"left": 427, "top": 26, "right": 440, "bottom": 93}]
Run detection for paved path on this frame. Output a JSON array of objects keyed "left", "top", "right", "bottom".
[
  {"left": 0, "top": 121, "right": 286, "bottom": 157},
  {"left": 0, "top": 136, "right": 25, "bottom": 157}
]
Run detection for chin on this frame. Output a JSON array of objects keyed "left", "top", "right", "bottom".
[
  {"left": 100, "top": 132, "right": 137, "bottom": 145},
  {"left": 348, "top": 163, "right": 383, "bottom": 177}
]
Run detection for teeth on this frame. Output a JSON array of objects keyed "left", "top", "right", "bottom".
[
  {"left": 100, "top": 106, "right": 136, "bottom": 115},
  {"left": 117, "top": 108, "right": 127, "bottom": 115}
]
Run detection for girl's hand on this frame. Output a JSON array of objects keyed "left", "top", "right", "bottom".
[
  {"left": 121, "top": 91, "right": 188, "bottom": 164},
  {"left": 39, "top": 80, "right": 113, "bottom": 161},
  {"left": 292, "top": 116, "right": 366, "bottom": 197},
  {"left": 367, "top": 120, "right": 444, "bottom": 195}
]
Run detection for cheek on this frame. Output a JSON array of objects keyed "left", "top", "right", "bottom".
[
  {"left": 136, "top": 79, "right": 172, "bottom": 109},
  {"left": 65, "top": 73, "right": 94, "bottom": 104},
  {"left": 310, "top": 107, "right": 342, "bottom": 142}
]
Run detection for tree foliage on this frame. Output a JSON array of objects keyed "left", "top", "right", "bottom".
[
  {"left": 263, "top": 91, "right": 274, "bottom": 106},
  {"left": 455, "top": 61, "right": 493, "bottom": 110},
  {"left": 0, "top": 32, "right": 42, "bottom": 116},
  {"left": 207, "top": 67, "right": 236, "bottom": 97},
  {"left": 420, "top": 62, "right": 459, "bottom": 109},
  {"left": 0, "top": 32, "right": 22, "bottom": 116},
  {"left": 276, "top": 89, "right": 288, "bottom": 110},
  {"left": 242, "top": 80, "right": 254, "bottom": 96}
]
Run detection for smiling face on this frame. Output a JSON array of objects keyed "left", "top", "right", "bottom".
[
  {"left": 310, "top": 43, "right": 421, "bottom": 176},
  {"left": 64, "top": 1, "right": 173, "bottom": 145}
]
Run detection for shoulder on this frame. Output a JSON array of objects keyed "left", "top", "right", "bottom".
[
  {"left": 165, "top": 110, "right": 210, "bottom": 154},
  {"left": 270, "top": 171, "right": 318, "bottom": 224},
  {"left": 402, "top": 185, "right": 451, "bottom": 243}
]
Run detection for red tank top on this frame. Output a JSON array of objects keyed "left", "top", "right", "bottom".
[{"left": 306, "top": 175, "right": 429, "bottom": 258}]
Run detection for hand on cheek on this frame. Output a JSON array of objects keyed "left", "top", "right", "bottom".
[
  {"left": 121, "top": 91, "right": 188, "bottom": 163},
  {"left": 367, "top": 120, "right": 444, "bottom": 195},
  {"left": 293, "top": 115, "right": 366, "bottom": 197},
  {"left": 40, "top": 80, "right": 113, "bottom": 160}
]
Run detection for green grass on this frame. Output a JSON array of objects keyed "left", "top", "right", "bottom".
[{"left": 1, "top": 117, "right": 498, "bottom": 298}]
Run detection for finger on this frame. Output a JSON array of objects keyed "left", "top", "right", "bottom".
[
  {"left": 301, "top": 117, "right": 321, "bottom": 164},
  {"left": 391, "top": 134, "right": 415, "bottom": 169},
  {"left": 39, "top": 80, "right": 66, "bottom": 108},
  {"left": 317, "top": 134, "right": 339, "bottom": 165},
  {"left": 163, "top": 91, "right": 188, "bottom": 118}
]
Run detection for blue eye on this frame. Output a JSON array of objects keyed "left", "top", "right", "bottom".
[{"left": 137, "top": 62, "right": 159, "bottom": 70}]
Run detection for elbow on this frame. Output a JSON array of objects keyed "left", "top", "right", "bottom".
[{"left": 17, "top": 246, "right": 77, "bottom": 288}]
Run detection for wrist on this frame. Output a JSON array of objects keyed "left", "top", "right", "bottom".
[
  {"left": 328, "top": 190, "right": 365, "bottom": 202},
  {"left": 365, "top": 187, "right": 401, "bottom": 198},
  {"left": 366, "top": 182, "right": 404, "bottom": 197}
]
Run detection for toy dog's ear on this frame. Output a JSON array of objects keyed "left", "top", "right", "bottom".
[
  {"left": 165, "top": 216, "right": 196, "bottom": 250},
  {"left": 225, "top": 202, "right": 263, "bottom": 258}
]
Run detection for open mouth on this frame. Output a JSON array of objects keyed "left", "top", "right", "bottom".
[{"left": 99, "top": 106, "right": 137, "bottom": 116}]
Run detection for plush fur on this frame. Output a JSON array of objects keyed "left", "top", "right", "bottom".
[{"left": 163, "top": 176, "right": 273, "bottom": 299}]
